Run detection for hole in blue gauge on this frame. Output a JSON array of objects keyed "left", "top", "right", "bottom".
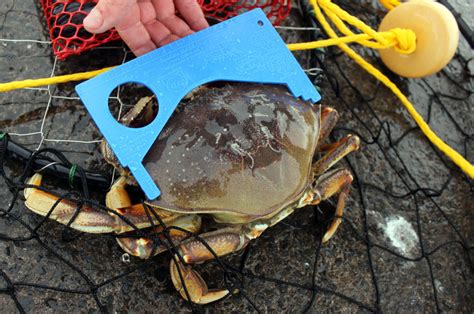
[
  {"left": 257, "top": 20, "right": 264, "bottom": 26},
  {"left": 108, "top": 83, "right": 159, "bottom": 129}
]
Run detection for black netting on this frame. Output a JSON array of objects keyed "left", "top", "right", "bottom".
[{"left": 0, "top": 0, "right": 472, "bottom": 312}]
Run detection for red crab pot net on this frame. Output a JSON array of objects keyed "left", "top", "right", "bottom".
[
  {"left": 41, "top": 0, "right": 291, "bottom": 60},
  {"left": 41, "top": 0, "right": 120, "bottom": 60},
  {"left": 198, "top": 0, "right": 291, "bottom": 25}
]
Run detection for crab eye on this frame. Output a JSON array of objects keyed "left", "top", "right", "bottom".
[{"left": 108, "top": 82, "right": 159, "bottom": 129}]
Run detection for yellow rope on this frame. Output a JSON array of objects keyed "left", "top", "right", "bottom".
[
  {"left": 0, "top": 67, "right": 115, "bottom": 92},
  {"left": 0, "top": 28, "right": 416, "bottom": 93},
  {"left": 0, "top": 0, "right": 472, "bottom": 178},
  {"left": 287, "top": 28, "right": 415, "bottom": 53},
  {"left": 310, "top": 0, "right": 473, "bottom": 178},
  {"left": 380, "top": 0, "right": 401, "bottom": 10}
]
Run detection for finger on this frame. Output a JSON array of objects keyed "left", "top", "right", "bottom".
[
  {"left": 104, "top": 2, "right": 157, "bottom": 56},
  {"left": 118, "top": 21, "right": 157, "bottom": 56},
  {"left": 133, "top": 43, "right": 158, "bottom": 56},
  {"left": 138, "top": 1, "right": 157, "bottom": 24},
  {"left": 158, "top": 34, "right": 180, "bottom": 47},
  {"left": 174, "top": 0, "right": 209, "bottom": 31},
  {"left": 84, "top": 0, "right": 136, "bottom": 33},
  {"left": 159, "top": 15, "right": 194, "bottom": 37},
  {"left": 151, "top": 0, "right": 175, "bottom": 18},
  {"left": 144, "top": 20, "right": 173, "bottom": 46},
  {"left": 148, "top": 0, "right": 192, "bottom": 37}
]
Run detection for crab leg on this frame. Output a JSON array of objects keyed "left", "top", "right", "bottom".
[
  {"left": 176, "top": 227, "right": 248, "bottom": 264},
  {"left": 317, "top": 106, "right": 340, "bottom": 149},
  {"left": 169, "top": 226, "right": 249, "bottom": 304},
  {"left": 116, "top": 214, "right": 201, "bottom": 259},
  {"left": 311, "top": 168, "right": 353, "bottom": 242},
  {"left": 313, "top": 134, "right": 360, "bottom": 176},
  {"left": 24, "top": 173, "right": 181, "bottom": 234},
  {"left": 308, "top": 131, "right": 360, "bottom": 242},
  {"left": 103, "top": 178, "right": 202, "bottom": 258}
]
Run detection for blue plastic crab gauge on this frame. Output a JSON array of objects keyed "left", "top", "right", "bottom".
[{"left": 76, "top": 9, "right": 321, "bottom": 200}]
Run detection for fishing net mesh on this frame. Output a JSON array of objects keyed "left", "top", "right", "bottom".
[
  {"left": 40, "top": 0, "right": 120, "bottom": 60},
  {"left": 40, "top": 0, "right": 291, "bottom": 60},
  {"left": 0, "top": 0, "right": 472, "bottom": 312},
  {"left": 197, "top": 0, "right": 291, "bottom": 25}
]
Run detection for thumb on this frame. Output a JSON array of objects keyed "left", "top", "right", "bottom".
[{"left": 84, "top": 0, "right": 135, "bottom": 33}]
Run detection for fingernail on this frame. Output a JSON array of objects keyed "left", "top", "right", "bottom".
[
  {"left": 84, "top": 9, "right": 103, "bottom": 31},
  {"left": 134, "top": 43, "right": 156, "bottom": 56}
]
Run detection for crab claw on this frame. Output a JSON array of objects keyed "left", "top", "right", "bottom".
[
  {"left": 24, "top": 173, "right": 120, "bottom": 233},
  {"left": 170, "top": 259, "right": 229, "bottom": 304}
]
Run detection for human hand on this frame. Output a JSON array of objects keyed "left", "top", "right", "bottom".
[{"left": 84, "top": 0, "right": 209, "bottom": 56}]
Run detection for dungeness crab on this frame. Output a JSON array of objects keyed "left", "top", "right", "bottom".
[{"left": 24, "top": 82, "right": 360, "bottom": 304}]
